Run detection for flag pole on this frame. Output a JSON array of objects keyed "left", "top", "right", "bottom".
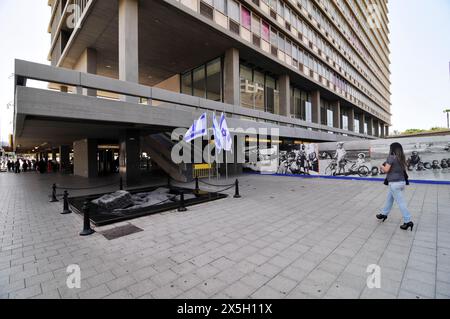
[{"left": 208, "top": 127, "right": 211, "bottom": 181}]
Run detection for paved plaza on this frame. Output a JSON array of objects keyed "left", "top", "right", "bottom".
[{"left": 0, "top": 172, "right": 449, "bottom": 299}]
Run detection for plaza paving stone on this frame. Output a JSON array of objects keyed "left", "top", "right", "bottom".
[{"left": 0, "top": 172, "right": 449, "bottom": 299}]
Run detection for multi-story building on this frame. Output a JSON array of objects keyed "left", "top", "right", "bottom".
[{"left": 13, "top": 0, "right": 391, "bottom": 183}]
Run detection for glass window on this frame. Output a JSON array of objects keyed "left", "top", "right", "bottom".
[
  {"left": 262, "top": 20, "right": 270, "bottom": 41},
  {"left": 181, "top": 72, "right": 192, "bottom": 95},
  {"left": 193, "top": 66, "right": 206, "bottom": 98},
  {"left": 342, "top": 114, "right": 348, "bottom": 130},
  {"left": 254, "top": 71, "right": 265, "bottom": 111},
  {"left": 206, "top": 58, "right": 222, "bottom": 101},
  {"left": 252, "top": 15, "right": 261, "bottom": 35},
  {"left": 228, "top": 0, "right": 239, "bottom": 22},
  {"left": 305, "top": 101, "right": 312, "bottom": 122},
  {"left": 285, "top": 40, "right": 291, "bottom": 56},
  {"left": 241, "top": 6, "right": 251, "bottom": 29},
  {"left": 240, "top": 65, "right": 254, "bottom": 109},
  {"left": 265, "top": 76, "right": 278, "bottom": 114},
  {"left": 270, "top": 28, "right": 277, "bottom": 46},
  {"left": 278, "top": 34, "right": 285, "bottom": 52},
  {"left": 214, "top": 0, "right": 226, "bottom": 13}
]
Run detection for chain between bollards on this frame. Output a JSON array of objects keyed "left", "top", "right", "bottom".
[
  {"left": 49, "top": 183, "right": 59, "bottom": 202},
  {"left": 61, "top": 190, "right": 72, "bottom": 215},
  {"left": 80, "top": 201, "right": 95, "bottom": 236},
  {"left": 178, "top": 190, "right": 187, "bottom": 212},
  {"left": 234, "top": 179, "right": 241, "bottom": 198}
]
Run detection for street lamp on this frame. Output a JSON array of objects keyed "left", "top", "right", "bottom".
[{"left": 444, "top": 109, "right": 450, "bottom": 129}]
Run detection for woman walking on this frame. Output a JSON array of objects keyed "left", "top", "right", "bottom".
[{"left": 376, "top": 142, "right": 414, "bottom": 231}]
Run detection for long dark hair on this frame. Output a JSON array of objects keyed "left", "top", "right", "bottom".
[{"left": 390, "top": 142, "right": 407, "bottom": 169}]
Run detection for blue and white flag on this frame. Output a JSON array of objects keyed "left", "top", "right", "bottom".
[
  {"left": 219, "top": 113, "right": 233, "bottom": 152},
  {"left": 184, "top": 113, "right": 207, "bottom": 142},
  {"left": 212, "top": 113, "right": 224, "bottom": 153}
]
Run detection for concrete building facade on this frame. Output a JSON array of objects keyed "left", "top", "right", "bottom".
[{"left": 13, "top": 0, "right": 391, "bottom": 183}]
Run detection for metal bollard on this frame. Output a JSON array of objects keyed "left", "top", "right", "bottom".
[
  {"left": 178, "top": 191, "right": 187, "bottom": 212},
  {"left": 119, "top": 177, "right": 123, "bottom": 191},
  {"left": 50, "top": 183, "right": 59, "bottom": 202},
  {"left": 195, "top": 177, "right": 199, "bottom": 193},
  {"left": 61, "top": 190, "right": 72, "bottom": 215},
  {"left": 79, "top": 201, "right": 95, "bottom": 236},
  {"left": 234, "top": 179, "right": 242, "bottom": 199}
]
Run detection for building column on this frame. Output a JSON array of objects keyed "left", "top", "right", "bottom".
[
  {"left": 119, "top": 130, "right": 141, "bottom": 185},
  {"left": 385, "top": 125, "right": 390, "bottom": 137},
  {"left": 311, "top": 90, "right": 321, "bottom": 124},
  {"left": 73, "top": 139, "right": 98, "bottom": 178},
  {"left": 359, "top": 113, "right": 365, "bottom": 134},
  {"left": 348, "top": 107, "right": 355, "bottom": 132},
  {"left": 368, "top": 117, "right": 374, "bottom": 136},
  {"left": 77, "top": 48, "right": 98, "bottom": 96},
  {"left": 278, "top": 75, "right": 290, "bottom": 117},
  {"left": 380, "top": 123, "right": 385, "bottom": 138},
  {"left": 51, "top": 149, "right": 57, "bottom": 162},
  {"left": 223, "top": 48, "right": 240, "bottom": 106},
  {"left": 332, "top": 100, "right": 341, "bottom": 129},
  {"left": 119, "top": 0, "right": 139, "bottom": 103},
  {"left": 59, "top": 145, "right": 71, "bottom": 172}
]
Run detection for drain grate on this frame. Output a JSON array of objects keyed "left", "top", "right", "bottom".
[{"left": 101, "top": 224, "right": 143, "bottom": 240}]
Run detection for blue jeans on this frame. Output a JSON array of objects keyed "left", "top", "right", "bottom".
[{"left": 381, "top": 181, "right": 412, "bottom": 223}]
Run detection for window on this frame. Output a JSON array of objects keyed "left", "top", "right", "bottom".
[
  {"left": 181, "top": 72, "right": 192, "bottom": 95},
  {"left": 262, "top": 21, "right": 270, "bottom": 41},
  {"left": 278, "top": 34, "right": 285, "bottom": 52},
  {"left": 228, "top": 0, "right": 239, "bottom": 22},
  {"left": 254, "top": 70, "right": 265, "bottom": 111},
  {"left": 206, "top": 58, "right": 222, "bottom": 101},
  {"left": 252, "top": 15, "right": 261, "bottom": 35},
  {"left": 193, "top": 66, "right": 206, "bottom": 98},
  {"left": 240, "top": 65, "right": 254, "bottom": 109},
  {"left": 265, "top": 75, "right": 278, "bottom": 114},
  {"left": 213, "top": 0, "right": 226, "bottom": 13},
  {"left": 241, "top": 6, "right": 251, "bottom": 29}
]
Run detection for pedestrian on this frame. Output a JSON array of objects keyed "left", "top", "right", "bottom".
[
  {"left": 14, "top": 159, "right": 21, "bottom": 174},
  {"left": 7, "top": 160, "right": 12, "bottom": 172},
  {"left": 377, "top": 142, "right": 414, "bottom": 231},
  {"left": 22, "top": 160, "right": 28, "bottom": 172}
]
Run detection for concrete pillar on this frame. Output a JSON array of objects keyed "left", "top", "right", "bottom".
[
  {"left": 119, "top": 0, "right": 139, "bottom": 103},
  {"left": 348, "top": 107, "right": 354, "bottom": 132},
  {"left": 278, "top": 75, "right": 290, "bottom": 117},
  {"left": 73, "top": 139, "right": 98, "bottom": 178},
  {"left": 380, "top": 123, "right": 385, "bottom": 138},
  {"left": 59, "top": 145, "right": 71, "bottom": 172},
  {"left": 359, "top": 113, "right": 365, "bottom": 135},
  {"left": 119, "top": 130, "right": 141, "bottom": 185},
  {"left": 332, "top": 100, "right": 341, "bottom": 129},
  {"left": 368, "top": 117, "right": 373, "bottom": 136},
  {"left": 51, "top": 149, "right": 57, "bottom": 162},
  {"left": 223, "top": 48, "right": 240, "bottom": 106},
  {"left": 311, "top": 90, "right": 321, "bottom": 124},
  {"left": 77, "top": 48, "right": 98, "bottom": 96},
  {"left": 385, "top": 125, "right": 390, "bottom": 137}
]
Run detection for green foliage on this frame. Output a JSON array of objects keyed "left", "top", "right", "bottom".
[{"left": 401, "top": 127, "right": 448, "bottom": 135}]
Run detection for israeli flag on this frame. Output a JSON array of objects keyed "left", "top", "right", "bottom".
[
  {"left": 212, "top": 113, "right": 224, "bottom": 153},
  {"left": 184, "top": 113, "right": 207, "bottom": 142},
  {"left": 219, "top": 113, "right": 233, "bottom": 152}
]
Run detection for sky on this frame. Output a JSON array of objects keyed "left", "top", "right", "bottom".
[{"left": 0, "top": 0, "right": 449, "bottom": 145}]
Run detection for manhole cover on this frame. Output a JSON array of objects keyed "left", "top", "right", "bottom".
[{"left": 101, "top": 224, "right": 143, "bottom": 240}]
